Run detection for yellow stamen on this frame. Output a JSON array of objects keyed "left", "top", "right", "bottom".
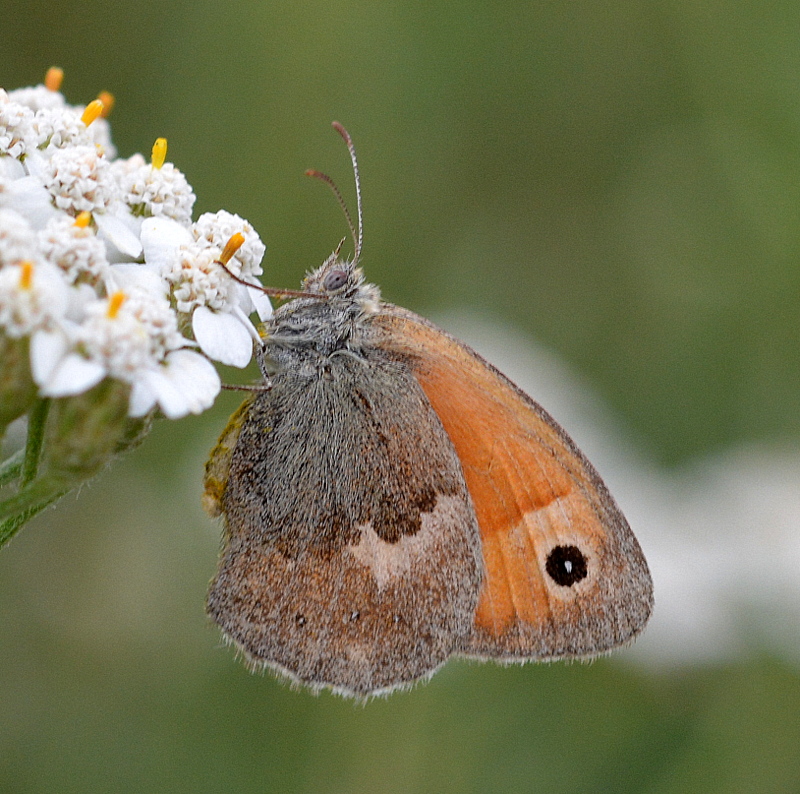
[
  {"left": 220, "top": 233, "right": 246, "bottom": 265},
  {"left": 107, "top": 291, "right": 126, "bottom": 319},
  {"left": 45, "top": 67, "right": 64, "bottom": 92},
  {"left": 81, "top": 99, "right": 105, "bottom": 127},
  {"left": 151, "top": 138, "right": 168, "bottom": 169},
  {"left": 97, "top": 91, "right": 115, "bottom": 118},
  {"left": 19, "top": 261, "right": 34, "bottom": 291},
  {"left": 74, "top": 211, "right": 92, "bottom": 228}
]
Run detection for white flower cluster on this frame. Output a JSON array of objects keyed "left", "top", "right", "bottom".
[{"left": 0, "top": 72, "right": 271, "bottom": 419}]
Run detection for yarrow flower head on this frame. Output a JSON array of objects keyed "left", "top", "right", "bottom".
[
  {"left": 0, "top": 68, "right": 272, "bottom": 426},
  {"left": 37, "top": 212, "right": 109, "bottom": 284},
  {"left": 141, "top": 210, "right": 270, "bottom": 368},
  {"left": 0, "top": 69, "right": 272, "bottom": 546},
  {"left": 0, "top": 208, "right": 39, "bottom": 266},
  {"left": 0, "top": 68, "right": 273, "bottom": 542},
  {"left": 0, "top": 91, "right": 36, "bottom": 159},
  {"left": 0, "top": 259, "right": 69, "bottom": 338},
  {"left": 41, "top": 144, "right": 118, "bottom": 215},
  {"left": 120, "top": 138, "right": 195, "bottom": 223}
]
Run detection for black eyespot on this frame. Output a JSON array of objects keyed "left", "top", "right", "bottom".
[
  {"left": 295, "top": 613, "right": 307, "bottom": 627},
  {"left": 545, "top": 545, "right": 588, "bottom": 587},
  {"left": 323, "top": 268, "right": 348, "bottom": 291}
]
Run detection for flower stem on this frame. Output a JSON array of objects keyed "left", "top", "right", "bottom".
[
  {"left": 0, "top": 399, "right": 59, "bottom": 550},
  {"left": 21, "top": 398, "right": 50, "bottom": 485}
]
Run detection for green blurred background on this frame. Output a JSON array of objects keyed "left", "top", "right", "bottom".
[{"left": 3, "top": 1, "right": 800, "bottom": 791}]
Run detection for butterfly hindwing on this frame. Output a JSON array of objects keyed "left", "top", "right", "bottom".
[{"left": 206, "top": 349, "right": 483, "bottom": 696}]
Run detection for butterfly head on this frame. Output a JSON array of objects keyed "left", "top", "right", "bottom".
[
  {"left": 263, "top": 250, "right": 380, "bottom": 363},
  {"left": 301, "top": 250, "right": 379, "bottom": 307}
]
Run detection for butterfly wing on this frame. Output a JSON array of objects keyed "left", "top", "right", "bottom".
[
  {"left": 374, "top": 306, "right": 653, "bottom": 660},
  {"left": 204, "top": 351, "right": 483, "bottom": 696}
]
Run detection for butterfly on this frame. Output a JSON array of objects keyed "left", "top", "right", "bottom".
[{"left": 202, "top": 123, "right": 652, "bottom": 697}]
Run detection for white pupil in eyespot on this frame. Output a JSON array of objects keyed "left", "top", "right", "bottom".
[
  {"left": 564, "top": 561, "right": 573, "bottom": 573},
  {"left": 324, "top": 270, "right": 347, "bottom": 290}
]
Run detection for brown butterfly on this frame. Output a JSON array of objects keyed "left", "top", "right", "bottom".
[{"left": 202, "top": 123, "right": 652, "bottom": 697}]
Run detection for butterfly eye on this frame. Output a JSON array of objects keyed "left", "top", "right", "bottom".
[
  {"left": 545, "top": 545, "right": 588, "bottom": 587},
  {"left": 323, "top": 268, "right": 348, "bottom": 291}
]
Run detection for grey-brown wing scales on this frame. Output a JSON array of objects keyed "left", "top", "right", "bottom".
[{"left": 206, "top": 352, "right": 483, "bottom": 696}]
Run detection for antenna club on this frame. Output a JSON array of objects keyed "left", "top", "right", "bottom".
[{"left": 331, "top": 121, "right": 352, "bottom": 145}]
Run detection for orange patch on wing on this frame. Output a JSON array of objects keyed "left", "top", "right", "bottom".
[{"left": 374, "top": 309, "right": 608, "bottom": 640}]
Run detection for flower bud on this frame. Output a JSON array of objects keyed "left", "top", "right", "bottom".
[{"left": 41, "top": 378, "right": 142, "bottom": 485}]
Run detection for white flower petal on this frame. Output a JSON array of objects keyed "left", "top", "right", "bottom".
[
  {"left": 64, "top": 285, "right": 97, "bottom": 322},
  {"left": 0, "top": 157, "right": 26, "bottom": 180},
  {"left": 128, "top": 378, "right": 157, "bottom": 417},
  {"left": 232, "top": 305, "right": 262, "bottom": 343},
  {"left": 95, "top": 211, "right": 143, "bottom": 259},
  {"left": 192, "top": 305, "right": 253, "bottom": 368},
  {"left": 247, "top": 284, "right": 273, "bottom": 321},
  {"left": 161, "top": 349, "right": 221, "bottom": 414},
  {"left": 106, "top": 264, "right": 169, "bottom": 298},
  {"left": 21, "top": 150, "right": 48, "bottom": 181},
  {"left": 40, "top": 354, "right": 106, "bottom": 397},
  {"left": 0, "top": 175, "right": 58, "bottom": 228},
  {"left": 101, "top": 203, "right": 143, "bottom": 254},
  {"left": 235, "top": 283, "right": 254, "bottom": 315},
  {"left": 29, "top": 329, "right": 68, "bottom": 385},
  {"left": 132, "top": 351, "right": 220, "bottom": 419},
  {"left": 136, "top": 368, "right": 188, "bottom": 418},
  {"left": 140, "top": 216, "right": 192, "bottom": 270}
]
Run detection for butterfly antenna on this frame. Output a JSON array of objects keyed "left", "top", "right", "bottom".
[
  {"left": 304, "top": 166, "right": 357, "bottom": 248},
  {"left": 331, "top": 122, "right": 363, "bottom": 265}
]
